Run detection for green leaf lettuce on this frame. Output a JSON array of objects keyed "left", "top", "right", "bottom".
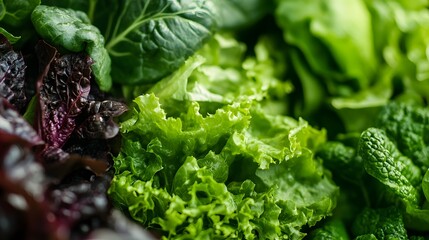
[{"left": 109, "top": 34, "right": 338, "bottom": 239}]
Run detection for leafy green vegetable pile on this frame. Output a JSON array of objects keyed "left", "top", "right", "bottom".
[
  {"left": 109, "top": 36, "right": 338, "bottom": 239},
  {"left": 3, "top": 0, "right": 429, "bottom": 239}
]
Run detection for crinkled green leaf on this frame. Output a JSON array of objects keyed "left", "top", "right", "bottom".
[
  {"left": 352, "top": 207, "right": 407, "bottom": 240},
  {"left": 375, "top": 102, "right": 429, "bottom": 170},
  {"left": 359, "top": 127, "right": 422, "bottom": 207},
  {"left": 111, "top": 76, "right": 335, "bottom": 238},
  {"left": 307, "top": 219, "right": 350, "bottom": 240}
]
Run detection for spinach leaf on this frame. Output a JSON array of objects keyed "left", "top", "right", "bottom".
[
  {"left": 0, "top": 0, "right": 40, "bottom": 44},
  {"left": 103, "top": 0, "right": 216, "bottom": 85},
  {"left": 0, "top": 0, "right": 40, "bottom": 27},
  {"left": 31, "top": 5, "right": 112, "bottom": 91},
  {"left": 39, "top": 0, "right": 216, "bottom": 87},
  {"left": 41, "top": 0, "right": 112, "bottom": 26}
]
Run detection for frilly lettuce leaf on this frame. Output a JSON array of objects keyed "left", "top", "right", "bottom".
[{"left": 109, "top": 34, "right": 338, "bottom": 238}]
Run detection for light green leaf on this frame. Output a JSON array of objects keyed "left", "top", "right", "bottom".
[
  {"left": 210, "top": 0, "right": 274, "bottom": 30},
  {"left": 0, "top": 27, "right": 20, "bottom": 43}
]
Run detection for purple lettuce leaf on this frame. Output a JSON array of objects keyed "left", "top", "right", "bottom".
[
  {"left": 0, "top": 97, "right": 44, "bottom": 147},
  {"left": 35, "top": 41, "right": 92, "bottom": 149},
  {"left": 0, "top": 34, "right": 27, "bottom": 112},
  {"left": 76, "top": 100, "right": 128, "bottom": 139},
  {"left": 0, "top": 98, "right": 52, "bottom": 240},
  {"left": 0, "top": 35, "right": 149, "bottom": 240}
]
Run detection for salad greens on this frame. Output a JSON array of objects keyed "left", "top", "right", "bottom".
[
  {"left": 2, "top": 0, "right": 429, "bottom": 239},
  {"left": 31, "top": 5, "right": 112, "bottom": 91},
  {"left": 275, "top": 0, "right": 429, "bottom": 133},
  {"left": 109, "top": 35, "right": 338, "bottom": 238},
  {"left": 40, "top": 0, "right": 216, "bottom": 87}
]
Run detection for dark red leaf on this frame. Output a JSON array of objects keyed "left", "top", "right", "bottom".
[
  {"left": 76, "top": 100, "right": 127, "bottom": 139},
  {"left": 35, "top": 41, "right": 92, "bottom": 149},
  {"left": 0, "top": 34, "right": 27, "bottom": 112},
  {"left": 0, "top": 97, "right": 44, "bottom": 147}
]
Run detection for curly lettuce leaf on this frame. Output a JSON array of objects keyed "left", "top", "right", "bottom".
[
  {"left": 110, "top": 93, "right": 337, "bottom": 238},
  {"left": 109, "top": 40, "right": 337, "bottom": 237},
  {"left": 147, "top": 33, "right": 292, "bottom": 116},
  {"left": 34, "top": 41, "right": 92, "bottom": 149}
]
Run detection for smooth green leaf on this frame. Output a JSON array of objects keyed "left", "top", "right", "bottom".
[
  {"left": 275, "top": 0, "right": 376, "bottom": 88},
  {"left": 0, "top": 27, "right": 20, "bottom": 43},
  {"left": 1, "top": 0, "right": 40, "bottom": 27},
  {"left": 103, "top": 0, "right": 215, "bottom": 85},
  {"left": 210, "top": 0, "right": 274, "bottom": 30}
]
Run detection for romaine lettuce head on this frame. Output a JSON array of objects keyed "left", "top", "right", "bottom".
[
  {"left": 275, "top": 0, "right": 429, "bottom": 133},
  {"left": 109, "top": 35, "right": 338, "bottom": 239}
]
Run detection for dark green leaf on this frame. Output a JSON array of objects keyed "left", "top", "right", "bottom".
[
  {"left": 1, "top": 0, "right": 40, "bottom": 27},
  {"left": 104, "top": 0, "right": 216, "bottom": 85}
]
